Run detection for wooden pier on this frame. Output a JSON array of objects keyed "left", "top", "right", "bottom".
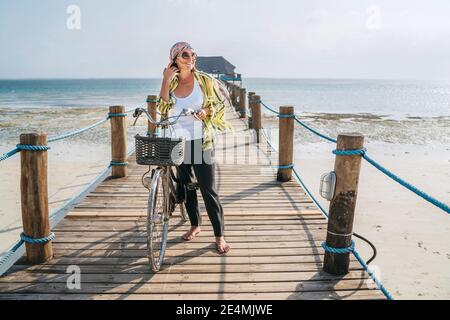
[{"left": 0, "top": 96, "right": 385, "bottom": 300}]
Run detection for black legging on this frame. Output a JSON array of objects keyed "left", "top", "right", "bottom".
[{"left": 175, "top": 138, "right": 225, "bottom": 237}]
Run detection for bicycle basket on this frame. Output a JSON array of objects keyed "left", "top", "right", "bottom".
[{"left": 135, "top": 134, "right": 185, "bottom": 166}]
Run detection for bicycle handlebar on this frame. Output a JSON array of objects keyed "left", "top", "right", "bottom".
[{"left": 132, "top": 107, "right": 199, "bottom": 127}]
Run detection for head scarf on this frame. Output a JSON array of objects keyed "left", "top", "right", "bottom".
[{"left": 170, "top": 41, "right": 194, "bottom": 62}]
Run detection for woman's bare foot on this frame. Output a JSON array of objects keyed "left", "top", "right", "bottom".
[
  {"left": 215, "top": 236, "right": 231, "bottom": 254},
  {"left": 183, "top": 226, "right": 201, "bottom": 241}
]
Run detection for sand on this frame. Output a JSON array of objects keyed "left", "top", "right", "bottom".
[
  {"left": 293, "top": 142, "right": 450, "bottom": 300},
  {"left": 0, "top": 139, "right": 449, "bottom": 300},
  {"left": 0, "top": 141, "right": 112, "bottom": 254}
]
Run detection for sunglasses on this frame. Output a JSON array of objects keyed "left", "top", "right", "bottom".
[{"left": 179, "top": 51, "right": 197, "bottom": 60}]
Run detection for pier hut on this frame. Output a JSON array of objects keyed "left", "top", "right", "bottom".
[{"left": 196, "top": 56, "right": 242, "bottom": 85}]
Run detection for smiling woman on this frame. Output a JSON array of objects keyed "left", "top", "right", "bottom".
[{"left": 157, "top": 41, "right": 233, "bottom": 254}]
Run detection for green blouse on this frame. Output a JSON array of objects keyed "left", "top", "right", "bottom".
[{"left": 156, "top": 70, "right": 234, "bottom": 150}]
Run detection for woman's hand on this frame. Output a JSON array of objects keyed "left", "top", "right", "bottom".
[
  {"left": 162, "top": 61, "right": 179, "bottom": 83},
  {"left": 195, "top": 108, "right": 209, "bottom": 121}
]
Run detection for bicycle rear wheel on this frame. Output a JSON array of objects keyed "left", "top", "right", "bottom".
[{"left": 147, "top": 167, "right": 169, "bottom": 272}]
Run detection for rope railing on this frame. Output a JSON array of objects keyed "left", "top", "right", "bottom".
[
  {"left": 0, "top": 144, "right": 137, "bottom": 276},
  {"left": 0, "top": 107, "right": 137, "bottom": 163},
  {"left": 260, "top": 128, "right": 394, "bottom": 300},
  {"left": 258, "top": 99, "right": 450, "bottom": 214},
  {"left": 0, "top": 106, "right": 140, "bottom": 275}
]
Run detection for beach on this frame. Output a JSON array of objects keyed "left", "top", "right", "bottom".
[
  {"left": 1, "top": 78, "right": 449, "bottom": 299},
  {"left": 1, "top": 123, "right": 449, "bottom": 300},
  {"left": 293, "top": 142, "right": 450, "bottom": 300}
]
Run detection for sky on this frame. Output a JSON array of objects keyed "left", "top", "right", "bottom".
[{"left": 1, "top": 0, "right": 450, "bottom": 79}]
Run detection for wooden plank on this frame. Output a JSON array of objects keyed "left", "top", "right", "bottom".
[
  {"left": 47, "top": 247, "right": 329, "bottom": 258},
  {"left": 0, "top": 290, "right": 386, "bottom": 300},
  {"left": 15, "top": 255, "right": 359, "bottom": 266},
  {"left": 54, "top": 220, "right": 327, "bottom": 228},
  {"left": 50, "top": 235, "right": 327, "bottom": 243},
  {"left": 52, "top": 224, "right": 327, "bottom": 232},
  {"left": 64, "top": 215, "right": 326, "bottom": 221},
  {"left": 0, "top": 279, "right": 378, "bottom": 294},
  {"left": 0, "top": 270, "right": 369, "bottom": 283},
  {"left": 57, "top": 217, "right": 326, "bottom": 225},
  {"left": 51, "top": 230, "right": 327, "bottom": 238},
  {"left": 49, "top": 241, "right": 325, "bottom": 250},
  {"left": 8, "top": 261, "right": 364, "bottom": 274}
]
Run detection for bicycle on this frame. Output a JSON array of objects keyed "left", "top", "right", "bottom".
[{"left": 132, "top": 107, "right": 200, "bottom": 272}]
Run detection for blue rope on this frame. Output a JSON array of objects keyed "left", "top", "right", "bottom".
[
  {"left": 292, "top": 167, "right": 330, "bottom": 218},
  {"left": 333, "top": 148, "right": 367, "bottom": 156},
  {"left": 0, "top": 147, "right": 20, "bottom": 162},
  {"left": 322, "top": 240, "right": 355, "bottom": 254},
  {"left": 294, "top": 118, "right": 337, "bottom": 143},
  {"left": 110, "top": 161, "right": 128, "bottom": 166},
  {"left": 259, "top": 101, "right": 280, "bottom": 115},
  {"left": 273, "top": 163, "right": 294, "bottom": 169},
  {"left": 20, "top": 232, "right": 55, "bottom": 244},
  {"left": 1, "top": 112, "right": 115, "bottom": 161},
  {"left": 322, "top": 241, "right": 394, "bottom": 300},
  {"left": 362, "top": 153, "right": 450, "bottom": 214},
  {"left": 0, "top": 240, "right": 24, "bottom": 266},
  {"left": 108, "top": 112, "right": 127, "bottom": 118},
  {"left": 48, "top": 117, "right": 110, "bottom": 142},
  {"left": 16, "top": 144, "right": 51, "bottom": 151},
  {"left": 259, "top": 99, "right": 338, "bottom": 143},
  {"left": 146, "top": 98, "right": 159, "bottom": 103},
  {"left": 332, "top": 148, "right": 449, "bottom": 213},
  {"left": 277, "top": 114, "right": 295, "bottom": 118},
  {"left": 258, "top": 99, "right": 449, "bottom": 214},
  {"left": 352, "top": 248, "right": 394, "bottom": 300}
]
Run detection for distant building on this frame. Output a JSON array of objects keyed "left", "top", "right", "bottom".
[{"left": 196, "top": 56, "right": 241, "bottom": 84}]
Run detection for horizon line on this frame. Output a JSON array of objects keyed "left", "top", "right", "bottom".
[{"left": 0, "top": 76, "right": 448, "bottom": 82}]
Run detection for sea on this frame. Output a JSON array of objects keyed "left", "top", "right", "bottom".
[{"left": 0, "top": 78, "right": 449, "bottom": 149}]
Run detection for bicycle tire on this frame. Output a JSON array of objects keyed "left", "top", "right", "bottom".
[{"left": 147, "top": 167, "right": 169, "bottom": 272}]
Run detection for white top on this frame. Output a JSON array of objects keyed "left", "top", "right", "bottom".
[{"left": 168, "top": 78, "right": 204, "bottom": 141}]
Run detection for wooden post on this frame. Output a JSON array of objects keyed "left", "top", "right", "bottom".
[
  {"left": 147, "top": 95, "right": 158, "bottom": 135},
  {"left": 239, "top": 88, "right": 246, "bottom": 118},
  {"left": 20, "top": 133, "right": 53, "bottom": 264},
  {"left": 248, "top": 92, "right": 255, "bottom": 129},
  {"left": 232, "top": 85, "right": 238, "bottom": 107},
  {"left": 109, "top": 105, "right": 127, "bottom": 178},
  {"left": 323, "top": 133, "right": 364, "bottom": 275},
  {"left": 252, "top": 95, "right": 262, "bottom": 144},
  {"left": 277, "top": 106, "right": 294, "bottom": 182}
]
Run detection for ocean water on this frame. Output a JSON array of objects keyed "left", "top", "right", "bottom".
[{"left": 0, "top": 78, "right": 449, "bottom": 147}]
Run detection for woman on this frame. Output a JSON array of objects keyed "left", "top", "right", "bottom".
[{"left": 157, "top": 41, "right": 233, "bottom": 254}]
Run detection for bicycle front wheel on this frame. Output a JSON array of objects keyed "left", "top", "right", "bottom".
[{"left": 147, "top": 167, "right": 169, "bottom": 272}]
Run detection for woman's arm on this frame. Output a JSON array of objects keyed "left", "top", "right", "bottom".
[
  {"left": 157, "top": 62, "right": 178, "bottom": 114},
  {"left": 159, "top": 78, "right": 171, "bottom": 103}
]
